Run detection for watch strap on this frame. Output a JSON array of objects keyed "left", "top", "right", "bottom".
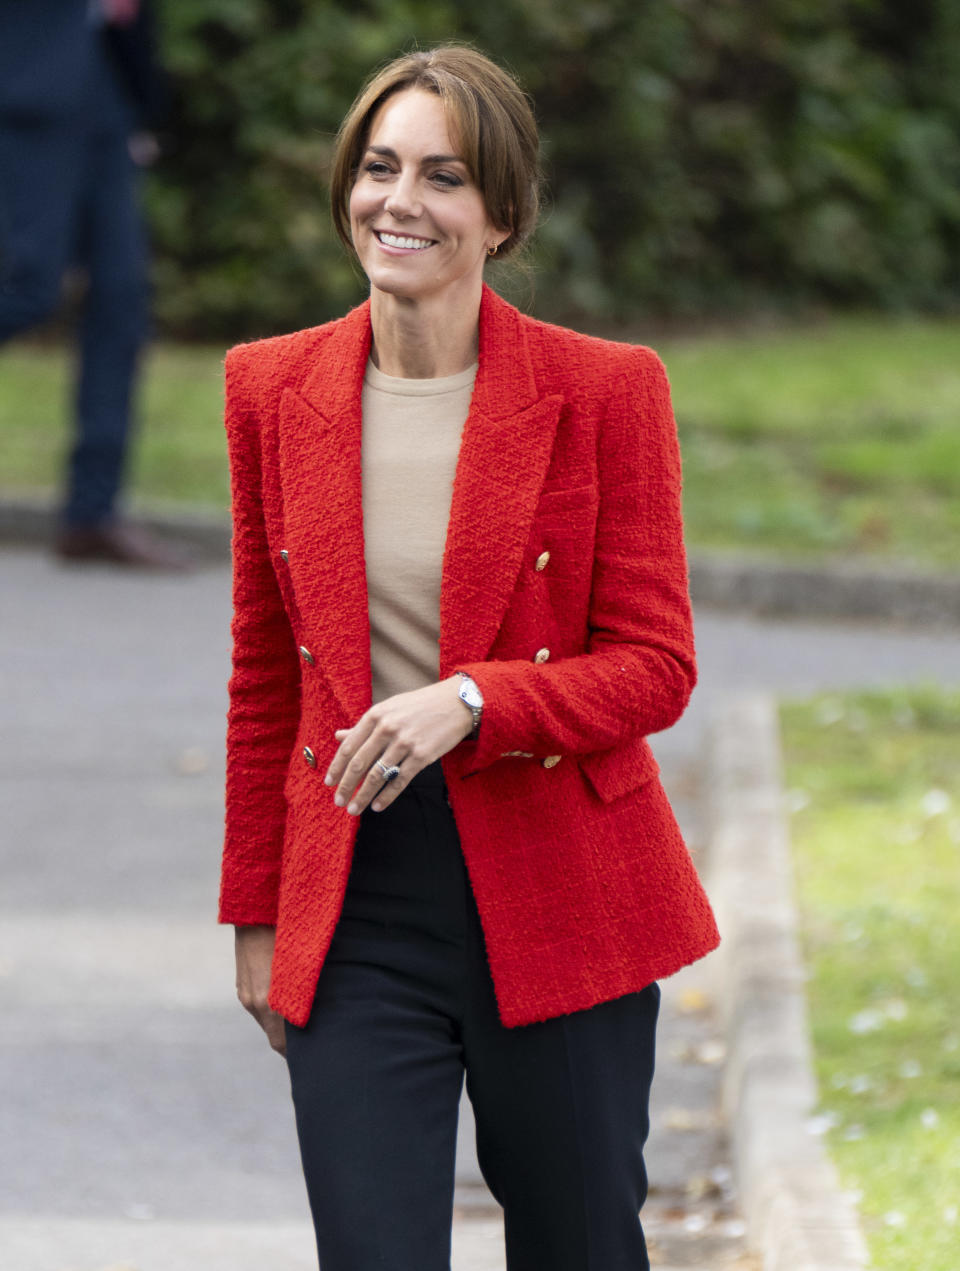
[{"left": 456, "top": 672, "right": 483, "bottom": 738}]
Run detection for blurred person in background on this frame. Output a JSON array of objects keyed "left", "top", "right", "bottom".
[
  {"left": 221, "top": 44, "right": 719, "bottom": 1271},
  {"left": 0, "top": 0, "right": 182, "bottom": 566}
]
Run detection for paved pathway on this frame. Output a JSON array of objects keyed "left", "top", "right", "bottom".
[{"left": 1, "top": 547, "right": 956, "bottom": 1270}]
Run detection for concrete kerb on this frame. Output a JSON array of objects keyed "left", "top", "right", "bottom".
[
  {"left": 3, "top": 491, "right": 960, "bottom": 626},
  {"left": 0, "top": 492, "right": 232, "bottom": 559},
  {"left": 704, "top": 694, "right": 869, "bottom": 1271},
  {"left": 689, "top": 552, "right": 960, "bottom": 627}
]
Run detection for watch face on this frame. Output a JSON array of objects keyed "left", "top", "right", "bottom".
[{"left": 460, "top": 679, "right": 482, "bottom": 708}]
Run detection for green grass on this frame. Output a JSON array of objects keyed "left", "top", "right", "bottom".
[
  {"left": 780, "top": 688, "right": 960, "bottom": 1271},
  {"left": 657, "top": 316, "right": 960, "bottom": 569},
  {"left": 0, "top": 342, "right": 230, "bottom": 510},
  {"left": 2, "top": 314, "right": 959, "bottom": 568}
]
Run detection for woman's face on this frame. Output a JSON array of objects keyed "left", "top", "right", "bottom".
[{"left": 350, "top": 88, "right": 506, "bottom": 307}]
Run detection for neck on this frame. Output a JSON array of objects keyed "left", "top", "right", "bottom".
[{"left": 368, "top": 281, "right": 483, "bottom": 378}]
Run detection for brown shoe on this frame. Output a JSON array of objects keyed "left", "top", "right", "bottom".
[{"left": 55, "top": 522, "right": 194, "bottom": 570}]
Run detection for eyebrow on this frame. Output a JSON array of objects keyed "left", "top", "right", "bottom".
[{"left": 365, "top": 145, "right": 466, "bottom": 166}]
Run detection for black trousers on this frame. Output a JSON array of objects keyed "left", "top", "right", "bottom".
[{"left": 285, "top": 761, "right": 659, "bottom": 1271}]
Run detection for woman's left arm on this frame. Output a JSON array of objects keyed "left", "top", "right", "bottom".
[
  {"left": 457, "top": 346, "right": 695, "bottom": 771},
  {"left": 326, "top": 348, "right": 694, "bottom": 813}
]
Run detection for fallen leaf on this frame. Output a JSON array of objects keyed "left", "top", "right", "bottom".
[
  {"left": 678, "top": 987, "right": 711, "bottom": 1013},
  {"left": 664, "top": 1107, "right": 715, "bottom": 1131},
  {"left": 683, "top": 1212, "right": 709, "bottom": 1234}
]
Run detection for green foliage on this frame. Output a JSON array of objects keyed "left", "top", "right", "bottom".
[
  {"left": 148, "top": 0, "right": 960, "bottom": 336},
  {"left": 781, "top": 689, "right": 960, "bottom": 1269}
]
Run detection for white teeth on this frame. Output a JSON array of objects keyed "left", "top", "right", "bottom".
[{"left": 377, "top": 232, "right": 432, "bottom": 250}]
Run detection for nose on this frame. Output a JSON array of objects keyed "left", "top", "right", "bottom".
[{"left": 383, "top": 169, "right": 421, "bottom": 221}]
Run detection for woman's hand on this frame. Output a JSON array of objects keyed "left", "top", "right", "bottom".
[
  {"left": 235, "top": 925, "right": 287, "bottom": 1056},
  {"left": 326, "top": 675, "right": 474, "bottom": 815}
]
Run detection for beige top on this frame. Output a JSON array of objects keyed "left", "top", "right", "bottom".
[{"left": 361, "top": 358, "right": 477, "bottom": 705}]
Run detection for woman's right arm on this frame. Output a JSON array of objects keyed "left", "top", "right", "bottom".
[{"left": 219, "top": 346, "right": 301, "bottom": 930}]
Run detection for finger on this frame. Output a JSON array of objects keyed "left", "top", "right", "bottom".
[
  {"left": 369, "top": 770, "right": 408, "bottom": 813},
  {"left": 352, "top": 749, "right": 420, "bottom": 816},
  {"left": 332, "top": 728, "right": 399, "bottom": 810},
  {"left": 340, "top": 747, "right": 403, "bottom": 814},
  {"left": 265, "top": 1013, "right": 287, "bottom": 1056},
  {"left": 325, "top": 717, "right": 376, "bottom": 790},
  {"left": 246, "top": 1001, "right": 286, "bottom": 1054}
]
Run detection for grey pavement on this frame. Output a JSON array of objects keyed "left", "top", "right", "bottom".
[{"left": 1, "top": 546, "right": 957, "bottom": 1270}]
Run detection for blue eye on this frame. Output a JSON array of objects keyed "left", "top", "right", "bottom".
[
  {"left": 432, "top": 171, "right": 463, "bottom": 188},
  {"left": 364, "top": 161, "right": 392, "bottom": 177}
]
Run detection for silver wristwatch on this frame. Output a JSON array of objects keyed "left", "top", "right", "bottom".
[{"left": 456, "top": 672, "right": 483, "bottom": 739}]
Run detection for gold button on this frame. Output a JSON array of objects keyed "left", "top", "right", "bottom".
[
  {"left": 542, "top": 755, "right": 562, "bottom": 769},
  {"left": 280, "top": 549, "right": 289, "bottom": 563},
  {"left": 299, "top": 646, "right": 315, "bottom": 666},
  {"left": 302, "top": 746, "right": 317, "bottom": 768},
  {"left": 533, "top": 647, "right": 550, "bottom": 664},
  {"left": 535, "top": 550, "right": 551, "bottom": 571}
]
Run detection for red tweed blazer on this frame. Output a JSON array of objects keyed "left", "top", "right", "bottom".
[{"left": 220, "top": 284, "right": 719, "bottom": 1028}]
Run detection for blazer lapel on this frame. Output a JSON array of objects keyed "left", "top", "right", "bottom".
[
  {"left": 439, "top": 287, "right": 563, "bottom": 672},
  {"left": 276, "top": 302, "right": 373, "bottom": 722},
  {"left": 275, "top": 288, "right": 563, "bottom": 711}
]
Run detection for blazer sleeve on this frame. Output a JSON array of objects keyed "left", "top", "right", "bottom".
[
  {"left": 218, "top": 348, "right": 301, "bottom": 926},
  {"left": 456, "top": 347, "right": 696, "bottom": 770}
]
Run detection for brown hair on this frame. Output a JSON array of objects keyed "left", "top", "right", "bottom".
[{"left": 330, "top": 45, "right": 540, "bottom": 259}]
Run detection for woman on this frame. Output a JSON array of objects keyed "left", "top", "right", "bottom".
[{"left": 220, "top": 44, "right": 719, "bottom": 1271}]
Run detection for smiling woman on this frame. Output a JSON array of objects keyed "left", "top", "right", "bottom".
[
  {"left": 347, "top": 88, "right": 509, "bottom": 351},
  {"left": 219, "top": 43, "right": 718, "bottom": 1271},
  {"left": 330, "top": 44, "right": 539, "bottom": 264},
  {"left": 328, "top": 46, "right": 539, "bottom": 378}
]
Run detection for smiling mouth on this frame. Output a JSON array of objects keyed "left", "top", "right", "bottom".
[{"left": 375, "top": 230, "right": 436, "bottom": 251}]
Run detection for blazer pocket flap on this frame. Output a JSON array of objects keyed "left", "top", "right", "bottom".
[{"left": 579, "top": 734, "right": 660, "bottom": 803}]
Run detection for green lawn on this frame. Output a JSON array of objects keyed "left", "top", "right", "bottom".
[
  {"left": 781, "top": 688, "right": 960, "bottom": 1271},
  {"left": 2, "top": 314, "right": 959, "bottom": 568},
  {"left": 658, "top": 317, "right": 960, "bottom": 569},
  {"left": 0, "top": 342, "right": 230, "bottom": 510}
]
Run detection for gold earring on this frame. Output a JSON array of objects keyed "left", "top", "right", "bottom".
[{"left": 487, "top": 244, "right": 498, "bottom": 257}]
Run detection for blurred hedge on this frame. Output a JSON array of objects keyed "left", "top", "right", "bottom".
[{"left": 151, "top": 0, "right": 960, "bottom": 338}]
